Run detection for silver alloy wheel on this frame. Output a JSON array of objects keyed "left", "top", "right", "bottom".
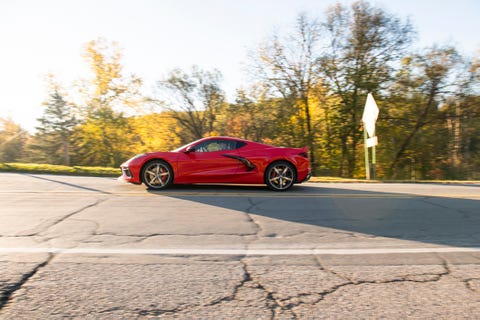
[
  {"left": 266, "top": 162, "right": 295, "bottom": 191},
  {"left": 142, "top": 161, "right": 172, "bottom": 189}
]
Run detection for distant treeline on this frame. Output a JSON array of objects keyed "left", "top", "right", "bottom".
[{"left": 1, "top": 1, "right": 479, "bottom": 179}]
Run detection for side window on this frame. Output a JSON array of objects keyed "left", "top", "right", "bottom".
[
  {"left": 236, "top": 141, "right": 247, "bottom": 149},
  {"left": 218, "top": 140, "right": 235, "bottom": 151},
  {"left": 194, "top": 140, "right": 223, "bottom": 152},
  {"left": 194, "top": 140, "right": 245, "bottom": 152},
  {"left": 206, "top": 141, "right": 221, "bottom": 152},
  {"left": 217, "top": 140, "right": 247, "bottom": 150},
  {"left": 194, "top": 141, "right": 212, "bottom": 152}
]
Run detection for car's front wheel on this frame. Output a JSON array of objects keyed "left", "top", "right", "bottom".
[
  {"left": 142, "top": 160, "right": 173, "bottom": 190},
  {"left": 265, "top": 161, "right": 296, "bottom": 191}
]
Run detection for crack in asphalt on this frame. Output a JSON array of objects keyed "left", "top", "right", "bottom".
[
  {"left": 272, "top": 231, "right": 327, "bottom": 239},
  {"left": 14, "top": 199, "right": 106, "bottom": 240},
  {"left": 2, "top": 255, "right": 476, "bottom": 319},
  {"left": 205, "top": 259, "right": 286, "bottom": 320},
  {"left": 267, "top": 256, "right": 454, "bottom": 314},
  {"left": 97, "top": 306, "right": 124, "bottom": 314},
  {"left": 37, "top": 218, "right": 101, "bottom": 245},
  {"left": 1, "top": 230, "right": 326, "bottom": 242},
  {"left": 0, "top": 254, "right": 54, "bottom": 312},
  {"left": 421, "top": 197, "right": 475, "bottom": 220},
  {"left": 134, "top": 305, "right": 187, "bottom": 317},
  {"left": 168, "top": 257, "right": 459, "bottom": 320},
  {"left": 70, "top": 197, "right": 265, "bottom": 244},
  {"left": 465, "top": 278, "right": 480, "bottom": 292},
  {"left": 40, "top": 200, "right": 105, "bottom": 235},
  {"left": 86, "top": 232, "right": 257, "bottom": 243},
  {"left": 244, "top": 197, "right": 265, "bottom": 240},
  {"left": 116, "top": 258, "right": 289, "bottom": 319}
]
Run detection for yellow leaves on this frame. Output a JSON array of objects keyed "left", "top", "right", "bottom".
[
  {"left": 0, "top": 118, "right": 29, "bottom": 162},
  {"left": 207, "top": 131, "right": 220, "bottom": 137},
  {"left": 401, "top": 56, "right": 412, "bottom": 66},
  {"left": 83, "top": 38, "right": 123, "bottom": 97},
  {"left": 0, "top": 118, "right": 18, "bottom": 132},
  {"left": 130, "top": 113, "right": 181, "bottom": 152}
]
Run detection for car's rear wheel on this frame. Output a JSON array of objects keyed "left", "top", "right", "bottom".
[
  {"left": 142, "top": 160, "right": 173, "bottom": 190},
  {"left": 265, "top": 161, "right": 296, "bottom": 191}
]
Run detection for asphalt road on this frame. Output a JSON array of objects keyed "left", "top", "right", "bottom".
[{"left": 0, "top": 173, "right": 479, "bottom": 319}]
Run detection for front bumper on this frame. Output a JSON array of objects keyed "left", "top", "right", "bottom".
[
  {"left": 120, "top": 164, "right": 142, "bottom": 184},
  {"left": 121, "top": 166, "right": 132, "bottom": 178}
]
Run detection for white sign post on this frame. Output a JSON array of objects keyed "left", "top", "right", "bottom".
[{"left": 362, "top": 93, "right": 379, "bottom": 180}]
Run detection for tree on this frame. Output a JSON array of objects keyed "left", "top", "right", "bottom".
[
  {"left": 457, "top": 95, "right": 480, "bottom": 179},
  {"left": 320, "top": 0, "right": 414, "bottom": 177},
  {"left": 80, "top": 38, "right": 144, "bottom": 114},
  {"left": 74, "top": 38, "right": 142, "bottom": 166},
  {"left": 435, "top": 51, "right": 480, "bottom": 179},
  {"left": 74, "top": 107, "right": 133, "bottom": 166},
  {"left": 156, "top": 66, "right": 226, "bottom": 143},
  {"left": 0, "top": 118, "right": 29, "bottom": 162},
  {"left": 130, "top": 112, "right": 182, "bottom": 153},
  {"left": 29, "top": 76, "right": 78, "bottom": 165},
  {"left": 385, "top": 47, "right": 463, "bottom": 178},
  {"left": 250, "top": 13, "right": 322, "bottom": 172},
  {"left": 223, "top": 88, "right": 278, "bottom": 143}
]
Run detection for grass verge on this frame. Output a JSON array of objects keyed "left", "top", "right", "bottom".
[
  {"left": 309, "top": 176, "right": 480, "bottom": 184},
  {"left": 0, "top": 163, "right": 120, "bottom": 177}
]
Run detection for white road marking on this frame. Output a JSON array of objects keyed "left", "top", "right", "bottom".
[{"left": 1, "top": 247, "right": 479, "bottom": 255}]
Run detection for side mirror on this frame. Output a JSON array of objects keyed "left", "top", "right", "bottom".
[{"left": 185, "top": 146, "right": 195, "bottom": 153}]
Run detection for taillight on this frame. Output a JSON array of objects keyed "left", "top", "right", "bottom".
[{"left": 299, "top": 152, "right": 308, "bottom": 158}]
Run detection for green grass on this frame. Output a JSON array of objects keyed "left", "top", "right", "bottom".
[
  {"left": 0, "top": 162, "right": 120, "bottom": 177},
  {"left": 310, "top": 176, "right": 480, "bottom": 184},
  {"left": 309, "top": 176, "right": 369, "bottom": 183}
]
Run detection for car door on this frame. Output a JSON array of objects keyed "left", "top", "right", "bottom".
[{"left": 175, "top": 139, "right": 243, "bottom": 183}]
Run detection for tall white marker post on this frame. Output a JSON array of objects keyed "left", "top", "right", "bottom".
[{"left": 362, "top": 93, "right": 379, "bottom": 180}]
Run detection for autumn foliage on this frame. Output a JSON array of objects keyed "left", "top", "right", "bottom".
[{"left": 1, "top": 2, "right": 479, "bottom": 179}]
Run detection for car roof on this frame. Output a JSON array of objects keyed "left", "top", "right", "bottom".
[
  {"left": 201, "top": 136, "right": 277, "bottom": 148},
  {"left": 202, "top": 136, "right": 246, "bottom": 142}
]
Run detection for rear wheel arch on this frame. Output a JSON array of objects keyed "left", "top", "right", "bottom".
[{"left": 265, "top": 159, "right": 298, "bottom": 177}]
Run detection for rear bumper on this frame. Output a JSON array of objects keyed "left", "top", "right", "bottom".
[
  {"left": 300, "top": 172, "right": 311, "bottom": 183},
  {"left": 297, "top": 168, "right": 311, "bottom": 183}
]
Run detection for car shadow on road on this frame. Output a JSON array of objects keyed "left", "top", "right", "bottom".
[{"left": 148, "top": 184, "right": 480, "bottom": 248}]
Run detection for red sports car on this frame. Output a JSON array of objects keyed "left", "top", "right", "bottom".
[{"left": 120, "top": 136, "right": 311, "bottom": 191}]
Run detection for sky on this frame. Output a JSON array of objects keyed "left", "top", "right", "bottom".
[{"left": 1, "top": 0, "right": 479, "bottom": 133}]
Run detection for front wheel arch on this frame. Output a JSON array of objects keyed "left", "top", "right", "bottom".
[
  {"left": 140, "top": 159, "right": 174, "bottom": 190},
  {"left": 264, "top": 160, "right": 297, "bottom": 191}
]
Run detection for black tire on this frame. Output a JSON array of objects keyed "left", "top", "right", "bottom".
[
  {"left": 141, "top": 160, "right": 173, "bottom": 190},
  {"left": 265, "top": 161, "right": 296, "bottom": 191}
]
